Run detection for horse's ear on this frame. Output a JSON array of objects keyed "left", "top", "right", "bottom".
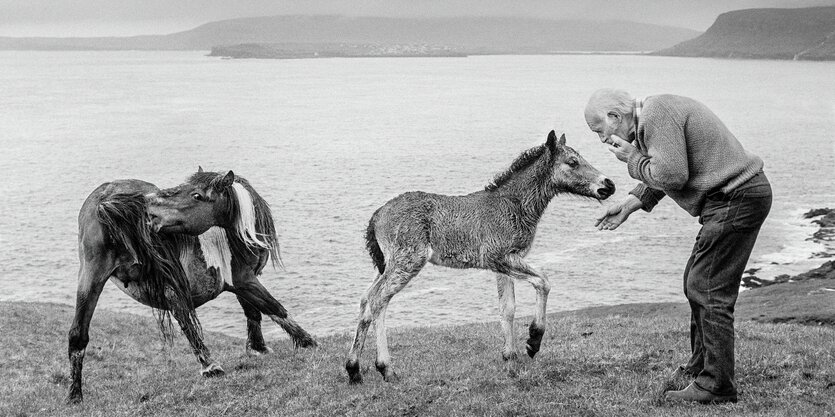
[
  {"left": 220, "top": 170, "right": 235, "bottom": 187},
  {"left": 558, "top": 133, "right": 566, "bottom": 147},
  {"left": 198, "top": 166, "right": 204, "bottom": 173},
  {"left": 546, "top": 130, "right": 558, "bottom": 153}
]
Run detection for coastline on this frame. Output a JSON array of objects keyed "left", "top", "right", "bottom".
[{"left": 2, "top": 210, "right": 833, "bottom": 415}]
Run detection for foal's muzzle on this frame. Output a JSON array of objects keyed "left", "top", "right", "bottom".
[{"left": 597, "top": 178, "right": 616, "bottom": 200}]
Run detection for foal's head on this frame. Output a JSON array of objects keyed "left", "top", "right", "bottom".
[{"left": 544, "top": 130, "right": 615, "bottom": 200}]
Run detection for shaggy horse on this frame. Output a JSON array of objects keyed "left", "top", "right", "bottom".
[
  {"left": 67, "top": 169, "right": 315, "bottom": 404},
  {"left": 345, "top": 131, "right": 615, "bottom": 383}
]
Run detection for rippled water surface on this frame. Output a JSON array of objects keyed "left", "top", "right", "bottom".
[{"left": 1, "top": 52, "right": 833, "bottom": 340}]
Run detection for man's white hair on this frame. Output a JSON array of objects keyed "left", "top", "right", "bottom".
[{"left": 585, "top": 88, "right": 634, "bottom": 120}]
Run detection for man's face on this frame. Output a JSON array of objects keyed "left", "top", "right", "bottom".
[{"left": 585, "top": 111, "right": 630, "bottom": 145}]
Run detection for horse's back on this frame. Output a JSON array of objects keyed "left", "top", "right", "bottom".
[{"left": 79, "top": 179, "right": 159, "bottom": 225}]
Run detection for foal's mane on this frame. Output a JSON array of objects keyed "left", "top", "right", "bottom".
[
  {"left": 485, "top": 143, "right": 552, "bottom": 191},
  {"left": 188, "top": 171, "right": 282, "bottom": 269}
]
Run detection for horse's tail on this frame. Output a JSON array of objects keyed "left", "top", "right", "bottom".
[
  {"left": 96, "top": 192, "right": 201, "bottom": 341},
  {"left": 365, "top": 213, "right": 385, "bottom": 275}
]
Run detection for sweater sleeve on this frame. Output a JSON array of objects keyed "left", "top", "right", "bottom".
[
  {"left": 626, "top": 110, "right": 689, "bottom": 191},
  {"left": 629, "top": 183, "right": 666, "bottom": 212}
]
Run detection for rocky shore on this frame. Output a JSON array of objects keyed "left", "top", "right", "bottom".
[{"left": 742, "top": 208, "right": 835, "bottom": 288}]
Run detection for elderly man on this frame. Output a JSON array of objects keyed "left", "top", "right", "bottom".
[{"left": 585, "top": 89, "right": 772, "bottom": 404}]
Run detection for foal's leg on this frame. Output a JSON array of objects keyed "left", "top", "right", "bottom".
[
  {"left": 501, "top": 256, "right": 551, "bottom": 358},
  {"left": 67, "top": 256, "right": 111, "bottom": 404},
  {"left": 345, "top": 272, "right": 387, "bottom": 384},
  {"left": 374, "top": 256, "right": 426, "bottom": 382},
  {"left": 496, "top": 273, "right": 518, "bottom": 361}
]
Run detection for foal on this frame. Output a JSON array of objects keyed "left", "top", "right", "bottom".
[{"left": 345, "top": 131, "right": 614, "bottom": 383}]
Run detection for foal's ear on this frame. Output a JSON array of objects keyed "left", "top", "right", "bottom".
[
  {"left": 546, "top": 130, "right": 559, "bottom": 153},
  {"left": 198, "top": 165, "right": 204, "bottom": 173},
  {"left": 220, "top": 170, "right": 235, "bottom": 187},
  {"left": 558, "top": 133, "right": 566, "bottom": 147}
]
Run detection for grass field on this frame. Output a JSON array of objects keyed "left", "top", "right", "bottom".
[{"left": 2, "top": 273, "right": 834, "bottom": 417}]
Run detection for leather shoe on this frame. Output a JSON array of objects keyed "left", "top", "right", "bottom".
[
  {"left": 665, "top": 382, "right": 738, "bottom": 404},
  {"left": 655, "top": 366, "right": 696, "bottom": 399}
]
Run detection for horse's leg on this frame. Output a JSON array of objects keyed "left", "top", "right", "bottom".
[
  {"left": 495, "top": 273, "right": 518, "bottom": 361},
  {"left": 235, "top": 295, "right": 272, "bottom": 355},
  {"left": 67, "top": 256, "right": 111, "bottom": 404},
  {"left": 373, "top": 257, "right": 425, "bottom": 382},
  {"left": 500, "top": 256, "right": 551, "bottom": 358},
  {"left": 171, "top": 303, "right": 224, "bottom": 377},
  {"left": 265, "top": 313, "right": 317, "bottom": 349},
  {"left": 345, "top": 271, "right": 387, "bottom": 384},
  {"left": 231, "top": 276, "right": 317, "bottom": 348}
]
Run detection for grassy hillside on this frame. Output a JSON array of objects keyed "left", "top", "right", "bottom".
[
  {"left": 0, "top": 16, "right": 699, "bottom": 53},
  {"left": 656, "top": 6, "right": 835, "bottom": 60},
  {"left": 2, "top": 272, "right": 834, "bottom": 417}
]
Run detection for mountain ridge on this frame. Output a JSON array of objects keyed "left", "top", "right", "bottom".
[
  {"left": 0, "top": 15, "right": 700, "bottom": 53},
  {"left": 655, "top": 6, "right": 835, "bottom": 60}
]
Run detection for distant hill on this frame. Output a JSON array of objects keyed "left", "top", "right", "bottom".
[
  {"left": 655, "top": 6, "right": 835, "bottom": 60},
  {"left": 0, "top": 15, "right": 699, "bottom": 54}
]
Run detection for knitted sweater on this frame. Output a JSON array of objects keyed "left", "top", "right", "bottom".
[{"left": 627, "top": 95, "right": 764, "bottom": 217}]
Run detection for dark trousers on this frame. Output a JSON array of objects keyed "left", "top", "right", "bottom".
[{"left": 682, "top": 171, "right": 772, "bottom": 396}]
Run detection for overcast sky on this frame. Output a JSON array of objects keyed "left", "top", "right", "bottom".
[{"left": 1, "top": 0, "right": 834, "bottom": 37}]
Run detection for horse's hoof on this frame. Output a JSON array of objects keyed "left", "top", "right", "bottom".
[
  {"left": 201, "top": 363, "right": 225, "bottom": 378},
  {"left": 502, "top": 351, "right": 519, "bottom": 362},
  {"left": 346, "top": 360, "right": 362, "bottom": 384},
  {"left": 66, "top": 392, "right": 83, "bottom": 405},
  {"left": 246, "top": 346, "right": 274, "bottom": 356},
  {"left": 295, "top": 336, "right": 318, "bottom": 349}
]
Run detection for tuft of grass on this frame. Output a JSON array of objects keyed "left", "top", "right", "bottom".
[{"left": 1, "top": 292, "right": 834, "bottom": 417}]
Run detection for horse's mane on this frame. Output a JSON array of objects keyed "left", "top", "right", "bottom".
[
  {"left": 188, "top": 172, "right": 282, "bottom": 270},
  {"left": 485, "top": 143, "right": 551, "bottom": 191},
  {"left": 97, "top": 193, "right": 201, "bottom": 341}
]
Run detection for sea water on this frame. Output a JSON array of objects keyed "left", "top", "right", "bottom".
[{"left": 0, "top": 51, "right": 833, "bottom": 340}]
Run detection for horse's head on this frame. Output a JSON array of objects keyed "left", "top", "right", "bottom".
[
  {"left": 544, "top": 131, "right": 615, "bottom": 200},
  {"left": 146, "top": 168, "right": 237, "bottom": 235}
]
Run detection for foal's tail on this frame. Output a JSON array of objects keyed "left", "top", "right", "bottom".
[
  {"left": 365, "top": 214, "right": 385, "bottom": 274},
  {"left": 96, "top": 192, "right": 201, "bottom": 341}
]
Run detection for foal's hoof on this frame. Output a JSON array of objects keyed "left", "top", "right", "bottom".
[
  {"left": 526, "top": 325, "right": 545, "bottom": 358},
  {"left": 376, "top": 362, "right": 400, "bottom": 382},
  {"left": 346, "top": 360, "right": 362, "bottom": 384},
  {"left": 246, "top": 346, "right": 274, "bottom": 356},
  {"left": 201, "top": 363, "right": 225, "bottom": 378}
]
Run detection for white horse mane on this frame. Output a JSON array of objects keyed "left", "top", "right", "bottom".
[
  {"left": 197, "top": 227, "right": 233, "bottom": 285},
  {"left": 231, "top": 182, "right": 271, "bottom": 249}
]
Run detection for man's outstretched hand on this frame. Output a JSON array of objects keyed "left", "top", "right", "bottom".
[{"left": 596, "top": 194, "right": 644, "bottom": 231}]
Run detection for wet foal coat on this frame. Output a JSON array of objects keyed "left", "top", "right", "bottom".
[{"left": 345, "top": 131, "right": 614, "bottom": 383}]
